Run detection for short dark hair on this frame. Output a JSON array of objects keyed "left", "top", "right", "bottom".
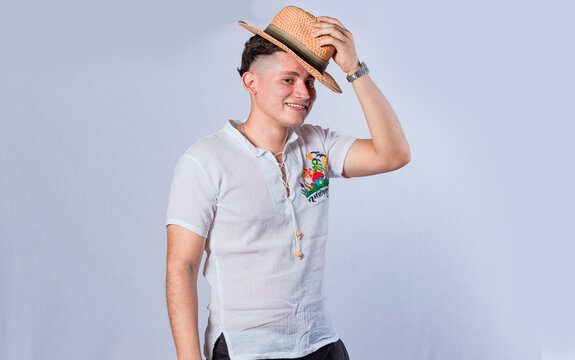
[{"left": 237, "top": 35, "right": 285, "bottom": 77}]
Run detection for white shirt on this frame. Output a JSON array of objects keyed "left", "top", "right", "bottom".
[{"left": 166, "top": 120, "right": 356, "bottom": 360}]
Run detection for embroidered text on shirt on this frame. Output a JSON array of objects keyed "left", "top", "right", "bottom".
[{"left": 300, "top": 151, "right": 329, "bottom": 202}]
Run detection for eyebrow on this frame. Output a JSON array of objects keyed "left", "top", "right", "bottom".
[
  {"left": 279, "top": 71, "right": 301, "bottom": 77},
  {"left": 279, "top": 71, "right": 315, "bottom": 80}
]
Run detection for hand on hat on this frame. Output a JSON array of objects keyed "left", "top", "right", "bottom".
[{"left": 311, "top": 16, "right": 361, "bottom": 76}]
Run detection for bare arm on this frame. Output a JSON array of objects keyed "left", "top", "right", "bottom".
[
  {"left": 166, "top": 224, "right": 206, "bottom": 360},
  {"left": 312, "top": 16, "right": 411, "bottom": 177},
  {"left": 342, "top": 74, "right": 410, "bottom": 177}
]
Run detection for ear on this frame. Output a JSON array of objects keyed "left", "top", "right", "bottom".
[{"left": 242, "top": 71, "right": 258, "bottom": 95}]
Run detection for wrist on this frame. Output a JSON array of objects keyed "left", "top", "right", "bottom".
[
  {"left": 346, "top": 61, "right": 362, "bottom": 76},
  {"left": 346, "top": 62, "right": 369, "bottom": 83}
]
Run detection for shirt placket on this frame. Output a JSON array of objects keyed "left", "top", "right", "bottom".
[{"left": 262, "top": 148, "right": 304, "bottom": 261}]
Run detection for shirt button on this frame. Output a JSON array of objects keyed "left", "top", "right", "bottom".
[
  {"left": 295, "top": 231, "right": 302, "bottom": 238},
  {"left": 296, "top": 251, "right": 304, "bottom": 259}
]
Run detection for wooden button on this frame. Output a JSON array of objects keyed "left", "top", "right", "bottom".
[
  {"left": 295, "top": 231, "right": 302, "bottom": 238},
  {"left": 295, "top": 251, "right": 304, "bottom": 259}
]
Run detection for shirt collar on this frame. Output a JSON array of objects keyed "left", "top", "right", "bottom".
[{"left": 224, "top": 119, "right": 300, "bottom": 157}]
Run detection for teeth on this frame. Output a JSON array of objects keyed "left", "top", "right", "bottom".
[{"left": 287, "top": 103, "right": 306, "bottom": 109}]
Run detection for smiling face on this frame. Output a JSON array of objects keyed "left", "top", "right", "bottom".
[{"left": 247, "top": 51, "right": 317, "bottom": 129}]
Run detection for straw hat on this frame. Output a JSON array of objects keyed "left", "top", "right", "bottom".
[{"left": 239, "top": 6, "right": 342, "bottom": 93}]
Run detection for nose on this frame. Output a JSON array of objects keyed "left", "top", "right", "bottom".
[{"left": 293, "top": 80, "right": 311, "bottom": 101}]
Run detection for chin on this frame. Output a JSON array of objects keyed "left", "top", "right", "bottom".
[{"left": 286, "top": 117, "right": 306, "bottom": 128}]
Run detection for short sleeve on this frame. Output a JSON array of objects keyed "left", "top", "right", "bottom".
[
  {"left": 165, "top": 154, "right": 217, "bottom": 238},
  {"left": 322, "top": 128, "right": 357, "bottom": 179}
]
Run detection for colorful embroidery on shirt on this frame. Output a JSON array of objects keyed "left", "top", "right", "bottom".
[{"left": 300, "top": 151, "right": 329, "bottom": 202}]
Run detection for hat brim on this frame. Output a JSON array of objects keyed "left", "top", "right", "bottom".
[{"left": 239, "top": 21, "right": 342, "bottom": 94}]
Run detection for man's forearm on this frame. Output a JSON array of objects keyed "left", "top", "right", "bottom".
[{"left": 166, "top": 265, "right": 203, "bottom": 360}]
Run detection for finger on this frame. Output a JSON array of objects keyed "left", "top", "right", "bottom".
[
  {"left": 311, "top": 19, "right": 346, "bottom": 30},
  {"left": 316, "top": 16, "right": 348, "bottom": 31},
  {"left": 317, "top": 16, "right": 347, "bottom": 31},
  {"left": 313, "top": 27, "right": 348, "bottom": 42},
  {"left": 317, "top": 36, "right": 344, "bottom": 49},
  {"left": 311, "top": 23, "right": 351, "bottom": 39}
]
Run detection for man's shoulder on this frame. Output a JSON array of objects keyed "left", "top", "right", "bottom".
[{"left": 182, "top": 126, "right": 235, "bottom": 160}]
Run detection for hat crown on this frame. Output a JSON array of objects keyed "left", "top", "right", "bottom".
[
  {"left": 269, "top": 6, "right": 335, "bottom": 62},
  {"left": 238, "top": 6, "right": 342, "bottom": 93}
]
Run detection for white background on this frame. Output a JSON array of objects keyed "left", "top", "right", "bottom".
[{"left": 2, "top": 0, "right": 574, "bottom": 359}]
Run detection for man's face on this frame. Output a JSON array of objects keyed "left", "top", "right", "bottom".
[{"left": 251, "top": 51, "right": 317, "bottom": 128}]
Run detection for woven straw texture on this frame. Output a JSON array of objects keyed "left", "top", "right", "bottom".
[
  {"left": 239, "top": 6, "right": 342, "bottom": 93},
  {"left": 270, "top": 6, "right": 335, "bottom": 62}
]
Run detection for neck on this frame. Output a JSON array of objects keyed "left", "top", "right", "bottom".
[{"left": 241, "top": 113, "right": 291, "bottom": 155}]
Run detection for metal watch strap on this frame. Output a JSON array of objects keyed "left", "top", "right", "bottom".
[{"left": 346, "top": 62, "right": 369, "bottom": 83}]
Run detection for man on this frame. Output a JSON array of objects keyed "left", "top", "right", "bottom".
[{"left": 165, "top": 6, "right": 410, "bottom": 360}]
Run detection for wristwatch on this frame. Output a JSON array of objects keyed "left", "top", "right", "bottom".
[{"left": 346, "top": 62, "right": 369, "bottom": 83}]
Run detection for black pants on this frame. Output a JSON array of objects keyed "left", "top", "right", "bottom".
[{"left": 212, "top": 333, "right": 350, "bottom": 360}]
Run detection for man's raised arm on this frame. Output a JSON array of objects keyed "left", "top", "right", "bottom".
[
  {"left": 166, "top": 224, "right": 206, "bottom": 360},
  {"left": 312, "top": 16, "right": 411, "bottom": 177}
]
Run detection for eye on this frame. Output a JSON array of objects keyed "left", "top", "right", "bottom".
[
  {"left": 306, "top": 80, "right": 315, "bottom": 88},
  {"left": 283, "top": 78, "right": 293, "bottom": 83}
]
